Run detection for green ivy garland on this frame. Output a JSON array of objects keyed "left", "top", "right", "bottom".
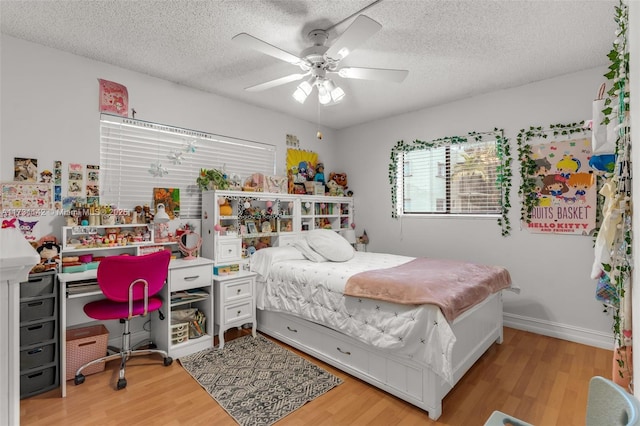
[
  {"left": 388, "top": 129, "right": 512, "bottom": 236},
  {"left": 516, "top": 122, "right": 589, "bottom": 225},
  {"left": 600, "top": 0, "right": 631, "bottom": 382}
]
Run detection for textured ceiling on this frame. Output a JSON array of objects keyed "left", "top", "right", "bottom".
[{"left": 0, "top": 0, "right": 617, "bottom": 130}]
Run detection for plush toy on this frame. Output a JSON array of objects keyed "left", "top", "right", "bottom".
[
  {"left": 219, "top": 199, "right": 233, "bottom": 216},
  {"left": 326, "top": 180, "right": 344, "bottom": 196},
  {"left": 329, "top": 172, "right": 350, "bottom": 196},
  {"left": 32, "top": 236, "right": 61, "bottom": 272}
]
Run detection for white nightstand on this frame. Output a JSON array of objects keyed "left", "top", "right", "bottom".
[{"left": 213, "top": 271, "right": 257, "bottom": 349}]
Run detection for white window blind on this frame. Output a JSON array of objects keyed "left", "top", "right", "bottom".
[
  {"left": 401, "top": 139, "right": 501, "bottom": 215},
  {"left": 99, "top": 114, "right": 276, "bottom": 218}
]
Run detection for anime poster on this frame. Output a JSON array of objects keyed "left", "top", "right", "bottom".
[
  {"left": 98, "top": 79, "right": 128, "bottom": 116},
  {"left": 14, "top": 158, "right": 38, "bottom": 182},
  {"left": 86, "top": 164, "right": 100, "bottom": 204},
  {"left": 525, "top": 138, "right": 596, "bottom": 235},
  {"left": 153, "top": 187, "right": 180, "bottom": 219},
  {"left": 68, "top": 163, "right": 83, "bottom": 196}
]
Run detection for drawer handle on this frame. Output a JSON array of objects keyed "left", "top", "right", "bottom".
[
  {"left": 337, "top": 347, "right": 351, "bottom": 356},
  {"left": 27, "top": 324, "right": 43, "bottom": 331},
  {"left": 227, "top": 249, "right": 232, "bottom": 253},
  {"left": 236, "top": 289, "right": 241, "bottom": 294},
  {"left": 27, "top": 301, "right": 44, "bottom": 307},
  {"left": 236, "top": 310, "right": 241, "bottom": 316},
  {"left": 286, "top": 326, "right": 298, "bottom": 333},
  {"left": 27, "top": 348, "right": 43, "bottom": 355},
  {"left": 183, "top": 275, "right": 200, "bottom": 281}
]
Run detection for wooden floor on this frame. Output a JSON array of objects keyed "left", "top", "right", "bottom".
[{"left": 21, "top": 327, "right": 612, "bottom": 426}]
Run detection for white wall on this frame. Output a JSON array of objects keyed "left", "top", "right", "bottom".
[{"left": 335, "top": 67, "right": 615, "bottom": 348}]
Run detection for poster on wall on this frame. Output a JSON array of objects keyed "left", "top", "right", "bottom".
[
  {"left": 14, "top": 157, "right": 38, "bottom": 182},
  {"left": 524, "top": 138, "right": 596, "bottom": 235},
  {"left": 98, "top": 78, "right": 128, "bottom": 117},
  {"left": 153, "top": 187, "right": 180, "bottom": 219},
  {"left": 286, "top": 149, "right": 318, "bottom": 194},
  {"left": 86, "top": 164, "right": 100, "bottom": 204},
  {"left": 68, "top": 163, "right": 83, "bottom": 196},
  {"left": 1, "top": 182, "right": 52, "bottom": 211}
]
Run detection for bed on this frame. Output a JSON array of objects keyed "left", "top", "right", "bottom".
[{"left": 250, "top": 230, "right": 512, "bottom": 420}]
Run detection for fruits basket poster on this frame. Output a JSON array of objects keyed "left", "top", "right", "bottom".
[{"left": 524, "top": 138, "right": 596, "bottom": 235}]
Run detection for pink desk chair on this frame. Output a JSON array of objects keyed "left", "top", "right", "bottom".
[{"left": 74, "top": 251, "right": 173, "bottom": 390}]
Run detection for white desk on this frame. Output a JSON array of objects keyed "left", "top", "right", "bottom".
[
  {"left": 58, "top": 256, "right": 214, "bottom": 396},
  {"left": 1, "top": 228, "right": 40, "bottom": 426}
]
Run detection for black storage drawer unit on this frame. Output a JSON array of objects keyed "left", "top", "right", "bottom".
[
  {"left": 19, "top": 271, "right": 59, "bottom": 398},
  {"left": 20, "top": 364, "right": 58, "bottom": 399},
  {"left": 20, "top": 343, "right": 57, "bottom": 370},
  {"left": 20, "top": 297, "right": 56, "bottom": 322},
  {"left": 20, "top": 272, "right": 55, "bottom": 298}
]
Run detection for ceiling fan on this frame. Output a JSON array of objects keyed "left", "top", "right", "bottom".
[{"left": 232, "top": 14, "right": 409, "bottom": 105}]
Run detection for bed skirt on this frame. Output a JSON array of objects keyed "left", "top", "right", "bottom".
[{"left": 257, "top": 291, "right": 504, "bottom": 420}]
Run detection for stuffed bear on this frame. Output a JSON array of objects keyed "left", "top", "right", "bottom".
[
  {"left": 329, "top": 172, "right": 350, "bottom": 196},
  {"left": 326, "top": 179, "right": 344, "bottom": 196}
]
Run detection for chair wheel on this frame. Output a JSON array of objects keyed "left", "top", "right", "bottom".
[
  {"left": 164, "top": 357, "right": 173, "bottom": 366},
  {"left": 117, "top": 378, "right": 127, "bottom": 390},
  {"left": 74, "top": 374, "right": 85, "bottom": 385}
]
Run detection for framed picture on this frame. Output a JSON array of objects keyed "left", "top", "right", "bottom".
[{"left": 245, "top": 220, "right": 257, "bottom": 235}]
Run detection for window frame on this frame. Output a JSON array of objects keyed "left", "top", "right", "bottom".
[{"left": 388, "top": 130, "right": 512, "bottom": 236}]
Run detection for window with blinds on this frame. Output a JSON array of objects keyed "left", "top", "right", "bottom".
[
  {"left": 400, "top": 139, "right": 502, "bottom": 215},
  {"left": 99, "top": 114, "right": 276, "bottom": 219}
]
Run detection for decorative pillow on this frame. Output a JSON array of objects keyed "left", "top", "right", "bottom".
[
  {"left": 293, "top": 238, "right": 327, "bottom": 263},
  {"left": 306, "top": 229, "right": 354, "bottom": 262},
  {"left": 250, "top": 246, "right": 306, "bottom": 277}
]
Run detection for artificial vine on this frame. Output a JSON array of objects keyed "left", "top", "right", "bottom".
[
  {"left": 599, "top": 0, "right": 632, "bottom": 384},
  {"left": 388, "top": 129, "right": 512, "bottom": 236},
  {"left": 516, "top": 122, "right": 588, "bottom": 225}
]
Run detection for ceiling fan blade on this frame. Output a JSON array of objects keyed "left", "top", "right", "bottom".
[
  {"left": 232, "top": 33, "right": 302, "bottom": 65},
  {"left": 337, "top": 67, "right": 409, "bottom": 83},
  {"left": 325, "top": 15, "right": 382, "bottom": 61},
  {"left": 245, "top": 73, "right": 308, "bottom": 91}
]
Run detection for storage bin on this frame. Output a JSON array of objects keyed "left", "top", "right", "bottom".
[
  {"left": 66, "top": 325, "right": 109, "bottom": 380},
  {"left": 20, "top": 273, "right": 55, "bottom": 298},
  {"left": 20, "top": 364, "right": 58, "bottom": 399},
  {"left": 20, "top": 342, "right": 57, "bottom": 370},
  {"left": 20, "top": 320, "right": 56, "bottom": 346},
  {"left": 20, "top": 297, "right": 55, "bottom": 322}
]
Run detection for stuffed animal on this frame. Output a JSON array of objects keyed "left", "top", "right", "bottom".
[
  {"left": 32, "top": 237, "right": 61, "bottom": 272},
  {"left": 329, "top": 172, "right": 350, "bottom": 196},
  {"left": 326, "top": 180, "right": 344, "bottom": 196},
  {"left": 219, "top": 199, "right": 233, "bottom": 216},
  {"left": 255, "top": 236, "right": 271, "bottom": 250}
]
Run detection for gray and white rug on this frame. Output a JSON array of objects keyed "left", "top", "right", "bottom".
[{"left": 179, "top": 334, "right": 343, "bottom": 425}]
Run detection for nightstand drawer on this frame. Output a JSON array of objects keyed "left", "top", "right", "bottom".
[
  {"left": 170, "top": 265, "right": 212, "bottom": 292},
  {"left": 222, "top": 279, "right": 253, "bottom": 303},
  {"left": 217, "top": 239, "right": 242, "bottom": 263},
  {"left": 222, "top": 300, "right": 253, "bottom": 325}
]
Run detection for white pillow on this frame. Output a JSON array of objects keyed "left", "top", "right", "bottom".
[
  {"left": 306, "top": 229, "right": 354, "bottom": 262},
  {"left": 250, "top": 246, "right": 306, "bottom": 277},
  {"left": 293, "top": 239, "right": 327, "bottom": 262}
]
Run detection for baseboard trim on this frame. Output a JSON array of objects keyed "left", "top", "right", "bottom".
[{"left": 504, "top": 312, "right": 613, "bottom": 350}]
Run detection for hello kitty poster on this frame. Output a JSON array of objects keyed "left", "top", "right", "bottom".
[{"left": 98, "top": 79, "right": 128, "bottom": 117}]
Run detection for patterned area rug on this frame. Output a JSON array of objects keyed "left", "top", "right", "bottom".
[{"left": 179, "top": 334, "right": 343, "bottom": 425}]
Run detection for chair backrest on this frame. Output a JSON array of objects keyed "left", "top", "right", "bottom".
[
  {"left": 96, "top": 251, "right": 171, "bottom": 303},
  {"left": 586, "top": 376, "right": 640, "bottom": 426}
]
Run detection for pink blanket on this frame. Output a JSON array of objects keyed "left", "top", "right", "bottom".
[{"left": 344, "top": 258, "right": 512, "bottom": 322}]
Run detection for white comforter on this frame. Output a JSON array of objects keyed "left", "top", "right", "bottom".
[{"left": 252, "top": 249, "right": 457, "bottom": 383}]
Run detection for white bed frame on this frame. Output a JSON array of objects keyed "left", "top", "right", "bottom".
[{"left": 257, "top": 291, "right": 504, "bottom": 420}]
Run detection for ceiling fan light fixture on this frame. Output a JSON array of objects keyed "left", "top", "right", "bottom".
[
  {"left": 292, "top": 87, "right": 309, "bottom": 104},
  {"left": 330, "top": 86, "right": 345, "bottom": 103},
  {"left": 336, "top": 47, "right": 350, "bottom": 60},
  {"left": 317, "top": 85, "right": 331, "bottom": 105}
]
